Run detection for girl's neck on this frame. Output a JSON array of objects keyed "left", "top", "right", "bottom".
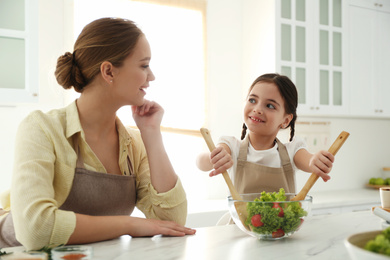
[{"left": 248, "top": 132, "right": 277, "bottom": 150}]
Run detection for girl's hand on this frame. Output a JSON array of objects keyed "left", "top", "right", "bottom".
[
  {"left": 129, "top": 217, "right": 196, "bottom": 237},
  {"left": 131, "top": 100, "right": 164, "bottom": 131},
  {"left": 209, "top": 146, "right": 233, "bottom": 177},
  {"left": 309, "top": 150, "right": 334, "bottom": 182}
]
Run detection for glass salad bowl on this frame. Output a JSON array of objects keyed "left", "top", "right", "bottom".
[{"left": 228, "top": 190, "right": 312, "bottom": 240}]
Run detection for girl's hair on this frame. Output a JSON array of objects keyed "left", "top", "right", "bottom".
[
  {"left": 241, "top": 73, "right": 298, "bottom": 142},
  {"left": 55, "top": 17, "right": 144, "bottom": 93}
]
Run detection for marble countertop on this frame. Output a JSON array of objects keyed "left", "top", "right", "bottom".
[
  {"left": 187, "top": 187, "right": 381, "bottom": 214},
  {"left": 2, "top": 209, "right": 384, "bottom": 259}
]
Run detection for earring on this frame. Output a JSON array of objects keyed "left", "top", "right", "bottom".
[{"left": 110, "top": 80, "right": 113, "bottom": 83}]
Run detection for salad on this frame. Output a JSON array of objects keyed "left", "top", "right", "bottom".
[
  {"left": 245, "top": 188, "right": 307, "bottom": 238},
  {"left": 364, "top": 226, "right": 390, "bottom": 256}
]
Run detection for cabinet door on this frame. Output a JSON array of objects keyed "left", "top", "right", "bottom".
[
  {"left": 278, "top": 0, "right": 315, "bottom": 114},
  {"left": 277, "top": 0, "right": 347, "bottom": 116},
  {"left": 0, "top": 0, "right": 39, "bottom": 104},
  {"left": 374, "top": 10, "right": 390, "bottom": 115},
  {"left": 316, "top": 0, "right": 347, "bottom": 115},
  {"left": 349, "top": 5, "right": 390, "bottom": 117},
  {"left": 348, "top": 6, "right": 375, "bottom": 116}
]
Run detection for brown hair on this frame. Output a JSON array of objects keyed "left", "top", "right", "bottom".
[
  {"left": 55, "top": 17, "right": 144, "bottom": 92},
  {"left": 241, "top": 73, "right": 298, "bottom": 142}
]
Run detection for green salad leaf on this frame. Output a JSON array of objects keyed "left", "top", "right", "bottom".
[{"left": 245, "top": 188, "right": 307, "bottom": 235}]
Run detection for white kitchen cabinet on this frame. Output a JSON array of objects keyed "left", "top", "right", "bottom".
[
  {"left": 276, "top": 0, "right": 348, "bottom": 116},
  {"left": 348, "top": 0, "right": 390, "bottom": 117},
  {"left": 0, "top": 0, "right": 39, "bottom": 104}
]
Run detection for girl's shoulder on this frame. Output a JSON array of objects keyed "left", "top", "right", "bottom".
[
  {"left": 218, "top": 136, "right": 241, "bottom": 146},
  {"left": 283, "top": 136, "right": 307, "bottom": 154}
]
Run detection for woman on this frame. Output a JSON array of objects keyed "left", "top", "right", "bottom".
[{"left": 0, "top": 17, "right": 195, "bottom": 250}]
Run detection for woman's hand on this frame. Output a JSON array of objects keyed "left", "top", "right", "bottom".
[
  {"left": 208, "top": 145, "right": 233, "bottom": 177},
  {"left": 131, "top": 100, "right": 164, "bottom": 131},
  {"left": 309, "top": 150, "right": 334, "bottom": 182},
  {"left": 128, "top": 217, "right": 196, "bottom": 237}
]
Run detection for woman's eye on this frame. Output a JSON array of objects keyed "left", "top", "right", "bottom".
[
  {"left": 142, "top": 65, "right": 149, "bottom": 69},
  {"left": 267, "top": 104, "right": 276, "bottom": 109},
  {"left": 248, "top": 98, "right": 256, "bottom": 104}
]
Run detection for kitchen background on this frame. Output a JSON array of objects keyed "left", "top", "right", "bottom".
[{"left": 1, "top": 0, "right": 390, "bottom": 225}]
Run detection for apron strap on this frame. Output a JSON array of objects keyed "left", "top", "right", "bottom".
[
  {"left": 237, "top": 135, "right": 249, "bottom": 161},
  {"left": 275, "top": 138, "right": 295, "bottom": 193},
  {"left": 72, "top": 133, "right": 85, "bottom": 169}
]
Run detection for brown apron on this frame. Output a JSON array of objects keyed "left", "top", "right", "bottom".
[
  {"left": 226, "top": 136, "right": 295, "bottom": 225},
  {"left": 0, "top": 135, "right": 136, "bottom": 247},
  {"left": 234, "top": 136, "right": 295, "bottom": 194}
]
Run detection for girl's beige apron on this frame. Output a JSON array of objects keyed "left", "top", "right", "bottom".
[
  {"left": 221, "top": 136, "right": 295, "bottom": 225},
  {"left": 0, "top": 136, "right": 136, "bottom": 247},
  {"left": 234, "top": 136, "right": 295, "bottom": 194}
]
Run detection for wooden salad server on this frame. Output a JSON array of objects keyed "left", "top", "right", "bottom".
[
  {"left": 200, "top": 128, "right": 250, "bottom": 230},
  {"left": 291, "top": 131, "right": 350, "bottom": 201}
]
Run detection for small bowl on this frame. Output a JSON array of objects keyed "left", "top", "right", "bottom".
[
  {"left": 228, "top": 193, "right": 312, "bottom": 240},
  {"left": 345, "top": 230, "right": 390, "bottom": 260},
  {"left": 51, "top": 246, "right": 92, "bottom": 260}
]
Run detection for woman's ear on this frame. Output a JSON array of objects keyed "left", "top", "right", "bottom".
[{"left": 100, "top": 61, "right": 114, "bottom": 84}]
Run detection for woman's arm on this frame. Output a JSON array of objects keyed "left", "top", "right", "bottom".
[
  {"left": 131, "top": 101, "right": 176, "bottom": 193},
  {"left": 67, "top": 214, "right": 195, "bottom": 245},
  {"left": 294, "top": 149, "right": 334, "bottom": 182}
]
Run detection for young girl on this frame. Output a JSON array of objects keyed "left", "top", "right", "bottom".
[
  {"left": 196, "top": 73, "right": 334, "bottom": 195},
  {"left": 0, "top": 17, "right": 195, "bottom": 250}
]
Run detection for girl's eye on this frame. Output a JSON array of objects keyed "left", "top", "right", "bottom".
[
  {"left": 142, "top": 65, "right": 149, "bottom": 69},
  {"left": 248, "top": 98, "right": 256, "bottom": 104},
  {"left": 267, "top": 104, "right": 276, "bottom": 109}
]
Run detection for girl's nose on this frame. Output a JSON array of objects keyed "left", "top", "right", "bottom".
[{"left": 253, "top": 107, "right": 262, "bottom": 114}]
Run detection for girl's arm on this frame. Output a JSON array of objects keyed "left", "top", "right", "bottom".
[
  {"left": 294, "top": 149, "right": 334, "bottom": 182},
  {"left": 196, "top": 143, "right": 233, "bottom": 177}
]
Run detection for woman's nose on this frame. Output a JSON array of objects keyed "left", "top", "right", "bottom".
[{"left": 148, "top": 69, "right": 155, "bottom": 81}]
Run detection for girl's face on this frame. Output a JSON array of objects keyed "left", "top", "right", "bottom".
[
  {"left": 112, "top": 35, "right": 155, "bottom": 106},
  {"left": 244, "top": 82, "right": 292, "bottom": 138}
]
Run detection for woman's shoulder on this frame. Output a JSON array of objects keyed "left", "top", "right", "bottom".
[{"left": 19, "top": 106, "right": 68, "bottom": 130}]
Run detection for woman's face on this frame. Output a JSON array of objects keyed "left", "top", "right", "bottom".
[
  {"left": 243, "top": 82, "right": 292, "bottom": 138},
  {"left": 112, "top": 35, "right": 155, "bottom": 106}
]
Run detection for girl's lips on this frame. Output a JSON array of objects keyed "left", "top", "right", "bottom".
[{"left": 249, "top": 116, "right": 264, "bottom": 123}]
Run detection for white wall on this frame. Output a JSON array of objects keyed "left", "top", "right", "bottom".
[{"left": 1, "top": 0, "right": 390, "bottom": 208}]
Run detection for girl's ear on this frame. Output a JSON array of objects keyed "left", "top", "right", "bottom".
[
  {"left": 282, "top": 114, "right": 293, "bottom": 128},
  {"left": 100, "top": 61, "right": 114, "bottom": 84}
]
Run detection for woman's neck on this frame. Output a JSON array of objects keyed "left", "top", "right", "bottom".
[{"left": 76, "top": 84, "right": 118, "bottom": 141}]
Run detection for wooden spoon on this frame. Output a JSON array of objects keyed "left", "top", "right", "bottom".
[
  {"left": 291, "top": 131, "right": 350, "bottom": 201},
  {"left": 200, "top": 128, "right": 250, "bottom": 230}
]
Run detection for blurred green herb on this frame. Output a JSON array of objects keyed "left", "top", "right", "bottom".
[
  {"left": 0, "top": 248, "right": 12, "bottom": 256},
  {"left": 33, "top": 244, "right": 64, "bottom": 260}
]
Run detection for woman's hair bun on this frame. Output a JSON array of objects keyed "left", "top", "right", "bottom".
[{"left": 55, "top": 51, "right": 86, "bottom": 92}]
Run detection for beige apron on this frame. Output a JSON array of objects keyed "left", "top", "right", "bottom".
[
  {"left": 226, "top": 136, "right": 295, "bottom": 225},
  {"left": 0, "top": 135, "right": 136, "bottom": 247},
  {"left": 234, "top": 136, "right": 295, "bottom": 194}
]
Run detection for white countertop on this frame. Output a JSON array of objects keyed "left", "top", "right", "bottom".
[
  {"left": 2, "top": 209, "right": 384, "bottom": 259},
  {"left": 187, "top": 187, "right": 381, "bottom": 214}
]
